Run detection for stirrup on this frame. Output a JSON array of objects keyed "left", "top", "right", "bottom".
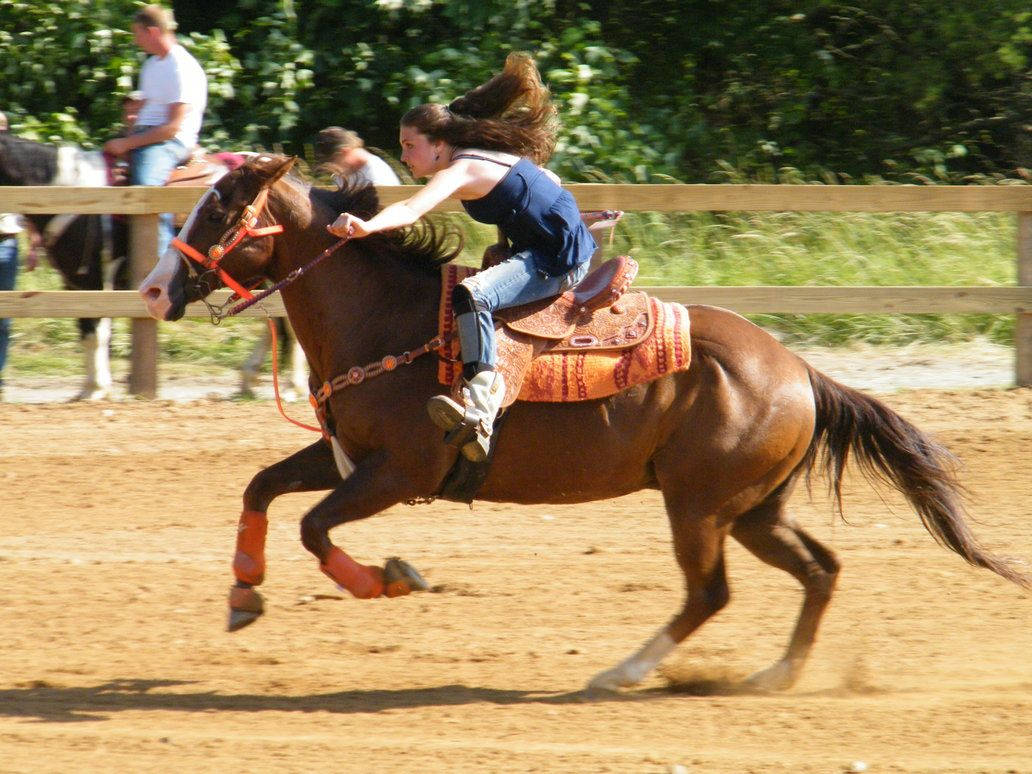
[
  {"left": 461, "top": 425, "right": 492, "bottom": 463},
  {"left": 438, "top": 415, "right": 492, "bottom": 462}
]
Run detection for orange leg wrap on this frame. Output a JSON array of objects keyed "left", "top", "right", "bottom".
[
  {"left": 233, "top": 510, "right": 268, "bottom": 586},
  {"left": 320, "top": 546, "right": 384, "bottom": 599}
]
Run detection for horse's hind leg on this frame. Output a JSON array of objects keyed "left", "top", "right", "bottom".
[
  {"left": 588, "top": 488, "right": 731, "bottom": 692},
  {"left": 228, "top": 439, "right": 343, "bottom": 631},
  {"left": 730, "top": 484, "right": 840, "bottom": 691}
]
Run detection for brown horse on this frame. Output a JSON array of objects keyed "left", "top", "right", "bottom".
[{"left": 138, "top": 154, "right": 1028, "bottom": 693}]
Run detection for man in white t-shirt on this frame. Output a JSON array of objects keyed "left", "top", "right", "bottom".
[
  {"left": 313, "top": 126, "right": 402, "bottom": 188},
  {"left": 103, "top": 4, "right": 207, "bottom": 258}
]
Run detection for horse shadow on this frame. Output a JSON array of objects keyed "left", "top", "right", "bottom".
[{"left": 0, "top": 678, "right": 664, "bottom": 724}]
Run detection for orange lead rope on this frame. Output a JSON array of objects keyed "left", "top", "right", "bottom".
[{"left": 266, "top": 316, "right": 322, "bottom": 433}]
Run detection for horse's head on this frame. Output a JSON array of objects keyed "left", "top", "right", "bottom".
[{"left": 139, "top": 154, "right": 296, "bottom": 321}]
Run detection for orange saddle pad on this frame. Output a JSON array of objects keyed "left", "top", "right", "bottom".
[{"left": 437, "top": 264, "right": 692, "bottom": 402}]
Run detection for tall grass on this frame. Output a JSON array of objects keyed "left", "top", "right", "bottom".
[
  {"left": 4, "top": 204, "right": 1019, "bottom": 379},
  {"left": 612, "top": 208, "right": 1016, "bottom": 345}
]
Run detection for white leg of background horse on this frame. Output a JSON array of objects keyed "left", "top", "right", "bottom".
[
  {"left": 239, "top": 318, "right": 308, "bottom": 400},
  {"left": 239, "top": 324, "right": 271, "bottom": 397},
  {"left": 286, "top": 319, "right": 308, "bottom": 401},
  {"left": 76, "top": 318, "right": 113, "bottom": 401}
]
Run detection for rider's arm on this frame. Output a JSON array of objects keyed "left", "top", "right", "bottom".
[{"left": 329, "top": 163, "right": 472, "bottom": 238}]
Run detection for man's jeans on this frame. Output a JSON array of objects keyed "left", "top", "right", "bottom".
[
  {"left": 0, "top": 235, "right": 20, "bottom": 384},
  {"left": 130, "top": 135, "right": 189, "bottom": 258},
  {"left": 456, "top": 252, "right": 590, "bottom": 372}
]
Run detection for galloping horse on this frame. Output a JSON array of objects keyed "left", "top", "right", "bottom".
[
  {"left": 138, "top": 154, "right": 1028, "bottom": 693},
  {"left": 0, "top": 132, "right": 306, "bottom": 399}
]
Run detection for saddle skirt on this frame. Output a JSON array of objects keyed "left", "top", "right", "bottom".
[{"left": 437, "top": 262, "right": 692, "bottom": 405}]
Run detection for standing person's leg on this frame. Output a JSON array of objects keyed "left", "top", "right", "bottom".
[
  {"left": 130, "top": 140, "right": 188, "bottom": 258},
  {"left": 0, "top": 235, "right": 20, "bottom": 396}
]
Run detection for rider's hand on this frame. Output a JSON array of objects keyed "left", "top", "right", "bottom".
[
  {"left": 103, "top": 137, "right": 130, "bottom": 158},
  {"left": 327, "top": 212, "right": 369, "bottom": 239}
]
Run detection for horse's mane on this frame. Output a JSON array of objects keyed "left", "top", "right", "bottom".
[
  {"left": 303, "top": 175, "right": 463, "bottom": 274},
  {"left": 0, "top": 133, "right": 60, "bottom": 185}
]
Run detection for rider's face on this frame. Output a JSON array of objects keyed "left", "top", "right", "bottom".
[{"left": 399, "top": 126, "right": 444, "bottom": 179}]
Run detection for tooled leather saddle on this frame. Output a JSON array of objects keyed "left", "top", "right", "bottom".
[{"left": 475, "top": 255, "right": 653, "bottom": 407}]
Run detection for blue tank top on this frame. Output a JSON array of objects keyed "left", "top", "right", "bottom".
[{"left": 457, "top": 155, "right": 596, "bottom": 276}]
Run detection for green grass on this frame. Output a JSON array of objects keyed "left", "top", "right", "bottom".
[
  {"left": 609, "top": 209, "right": 1016, "bottom": 345},
  {"left": 4, "top": 207, "right": 1019, "bottom": 379}
]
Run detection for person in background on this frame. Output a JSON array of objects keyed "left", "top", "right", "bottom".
[
  {"left": 313, "top": 126, "right": 401, "bottom": 188},
  {"left": 102, "top": 4, "right": 207, "bottom": 258},
  {"left": 0, "top": 111, "right": 40, "bottom": 399},
  {"left": 108, "top": 91, "right": 145, "bottom": 186}
]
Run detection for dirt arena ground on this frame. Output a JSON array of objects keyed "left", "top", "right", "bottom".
[{"left": 1, "top": 384, "right": 1030, "bottom": 773}]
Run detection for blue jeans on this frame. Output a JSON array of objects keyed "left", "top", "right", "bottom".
[
  {"left": 456, "top": 251, "right": 590, "bottom": 374},
  {"left": 130, "top": 134, "right": 189, "bottom": 258},
  {"left": 0, "top": 235, "right": 19, "bottom": 384}
]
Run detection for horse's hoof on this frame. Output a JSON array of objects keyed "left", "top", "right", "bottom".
[
  {"left": 71, "top": 387, "right": 111, "bottom": 402},
  {"left": 383, "top": 557, "right": 429, "bottom": 597},
  {"left": 586, "top": 668, "right": 632, "bottom": 693},
  {"left": 742, "top": 660, "right": 797, "bottom": 693},
  {"left": 227, "top": 585, "right": 264, "bottom": 632}
]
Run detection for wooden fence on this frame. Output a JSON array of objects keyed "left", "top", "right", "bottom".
[{"left": 0, "top": 183, "right": 1029, "bottom": 395}]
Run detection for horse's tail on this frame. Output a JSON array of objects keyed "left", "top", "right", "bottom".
[{"left": 802, "top": 365, "right": 1030, "bottom": 589}]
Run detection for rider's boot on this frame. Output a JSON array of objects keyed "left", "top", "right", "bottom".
[{"left": 426, "top": 370, "right": 506, "bottom": 463}]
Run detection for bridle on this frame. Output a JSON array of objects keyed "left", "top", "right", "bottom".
[{"left": 171, "top": 185, "right": 285, "bottom": 316}]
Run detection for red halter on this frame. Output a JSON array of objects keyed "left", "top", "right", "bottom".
[{"left": 171, "top": 186, "right": 284, "bottom": 301}]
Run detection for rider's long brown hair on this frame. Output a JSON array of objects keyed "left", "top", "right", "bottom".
[{"left": 400, "top": 52, "right": 558, "bottom": 165}]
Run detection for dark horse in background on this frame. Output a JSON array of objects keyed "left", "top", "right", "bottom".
[
  {"left": 0, "top": 132, "right": 307, "bottom": 399},
  {"left": 138, "top": 155, "right": 1028, "bottom": 693}
]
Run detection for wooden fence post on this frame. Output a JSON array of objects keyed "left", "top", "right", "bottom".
[
  {"left": 1018, "top": 212, "right": 1032, "bottom": 387},
  {"left": 128, "top": 213, "right": 159, "bottom": 398}
]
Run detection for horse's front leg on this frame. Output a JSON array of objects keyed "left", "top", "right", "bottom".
[
  {"left": 299, "top": 449, "right": 428, "bottom": 602},
  {"left": 228, "top": 439, "right": 342, "bottom": 631}
]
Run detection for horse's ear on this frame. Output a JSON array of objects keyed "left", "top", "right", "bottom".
[{"left": 251, "top": 154, "right": 297, "bottom": 187}]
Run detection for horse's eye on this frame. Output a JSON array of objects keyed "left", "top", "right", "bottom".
[{"left": 207, "top": 209, "right": 224, "bottom": 223}]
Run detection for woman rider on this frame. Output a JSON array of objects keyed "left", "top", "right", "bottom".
[{"left": 327, "top": 53, "right": 596, "bottom": 462}]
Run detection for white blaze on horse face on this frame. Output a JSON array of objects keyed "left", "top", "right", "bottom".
[
  {"left": 139, "top": 188, "right": 216, "bottom": 320},
  {"left": 52, "top": 148, "right": 108, "bottom": 187}
]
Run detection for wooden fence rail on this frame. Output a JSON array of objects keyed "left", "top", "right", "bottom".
[{"left": 1, "top": 184, "right": 1029, "bottom": 393}]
